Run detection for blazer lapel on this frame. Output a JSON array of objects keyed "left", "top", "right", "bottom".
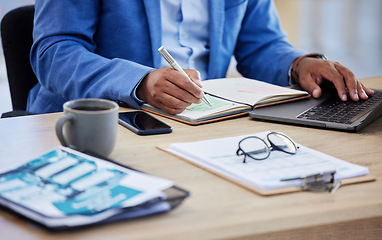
[
  {"left": 142, "top": 0, "right": 225, "bottom": 73},
  {"left": 143, "top": 0, "right": 162, "bottom": 68},
  {"left": 208, "top": 0, "right": 225, "bottom": 78}
]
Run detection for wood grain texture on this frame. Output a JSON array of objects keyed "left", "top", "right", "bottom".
[{"left": 0, "top": 77, "right": 381, "bottom": 240}]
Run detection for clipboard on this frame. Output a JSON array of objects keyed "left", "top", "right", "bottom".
[{"left": 157, "top": 132, "right": 376, "bottom": 196}]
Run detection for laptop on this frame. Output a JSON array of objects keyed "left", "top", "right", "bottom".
[{"left": 249, "top": 89, "right": 382, "bottom": 132}]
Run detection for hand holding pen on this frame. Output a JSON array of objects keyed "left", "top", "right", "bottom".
[
  {"left": 158, "top": 46, "right": 212, "bottom": 107},
  {"left": 135, "top": 47, "right": 210, "bottom": 115}
]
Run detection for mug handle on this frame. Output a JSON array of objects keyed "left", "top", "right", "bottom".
[{"left": 55, "top": 113, "right": 75, "bottom": 148}]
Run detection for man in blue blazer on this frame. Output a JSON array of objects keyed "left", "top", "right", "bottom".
[{"left": 28, "top": 0, "right": 373, "bottom": 114}]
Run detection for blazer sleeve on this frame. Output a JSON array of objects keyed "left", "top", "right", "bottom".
[
  {"left": 30, "top": 0, "right": 153, "bottom": 110},
  {"left": 234, "top": 0, "right": 307, "bottom": 86}
]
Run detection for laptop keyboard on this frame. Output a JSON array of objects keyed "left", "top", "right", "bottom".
[{"left": 297, "top": 91, "right": 382, "bottom": 124}]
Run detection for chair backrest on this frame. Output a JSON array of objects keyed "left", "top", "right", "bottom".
[{"left": 1, "top": 5, "right": 37, "bottom": 111}]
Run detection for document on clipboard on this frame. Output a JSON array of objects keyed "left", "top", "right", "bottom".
[{"left": 158, "top": 131, "right": 375, "bottom": 195}]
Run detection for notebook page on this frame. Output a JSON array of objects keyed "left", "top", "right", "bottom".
[
  {"left": 177, "top": 95, "right": 248, "bottom": 119},
  {"left": 202, "top": 78, "right": 308, "bottom": 106}
]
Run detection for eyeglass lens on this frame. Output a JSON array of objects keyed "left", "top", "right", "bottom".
[
  {"left": 239, "top": 137, "right": 270, "bottom": 160},
  {"left": 267, "top": 133, "right": 297, "bottom": 154}
]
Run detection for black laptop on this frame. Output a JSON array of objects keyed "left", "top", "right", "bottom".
[{"left": 249, "top": 89, "right": 382, "bottom": 132}]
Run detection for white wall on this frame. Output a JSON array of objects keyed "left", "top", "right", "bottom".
[{"left": 299, "top": 0, "right": 382, "bottom": 78}]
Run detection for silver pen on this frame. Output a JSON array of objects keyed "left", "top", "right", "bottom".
[{"left": 158, "top": 46, "right": 212, "bottom": 107}]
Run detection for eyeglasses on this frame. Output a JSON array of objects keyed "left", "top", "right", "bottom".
[{"left": 236, "top": 132, "right": 298, "bottom": 163}]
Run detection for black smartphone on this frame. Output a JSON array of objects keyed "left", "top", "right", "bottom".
[{"left": 118, "top": 111, "right": 172, "bottom": 135}]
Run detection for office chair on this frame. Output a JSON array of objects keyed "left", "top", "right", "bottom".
[{"left": 1, "top": 5, "right": 37, "bottom": 117}]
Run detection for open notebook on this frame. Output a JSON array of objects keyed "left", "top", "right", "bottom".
[{"left": 142, "top": 77, "right": 309, "bottom": 125}]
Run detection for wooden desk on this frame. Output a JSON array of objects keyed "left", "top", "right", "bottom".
[{"left": 1, "top": 77, "right": 381, "bottom": 240}]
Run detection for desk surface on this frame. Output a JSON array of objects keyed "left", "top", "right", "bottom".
[{"left": 1, "top": 77, "right": 382, "bottom": 240}]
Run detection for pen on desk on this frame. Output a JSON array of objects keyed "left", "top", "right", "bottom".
[{"left": 158, "top": 46, "right": 212, "bottom": 107}]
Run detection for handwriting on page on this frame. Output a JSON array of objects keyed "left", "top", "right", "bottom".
[{"left": 186, "top": 95, "right": 231, "bottom": 112}]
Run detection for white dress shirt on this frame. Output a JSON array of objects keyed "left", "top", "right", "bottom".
[{"left": 160, "top": 0, "right": 210, "bottom": 80}]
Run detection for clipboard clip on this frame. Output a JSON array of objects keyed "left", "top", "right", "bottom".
[{"left": 281, "top": 170, "right": 342, "bottom": 193}]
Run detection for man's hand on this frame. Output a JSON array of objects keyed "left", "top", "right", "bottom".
[
  {"left": 295, "top": 57, "right": 374, "bottom": 101},
  {"left": 136, "top": 67, "right": 204, "bottom": 115}
]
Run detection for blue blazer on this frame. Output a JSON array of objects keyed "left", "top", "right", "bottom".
[{"left": 28, "top": 0, "right": 306, "bottom": 113}]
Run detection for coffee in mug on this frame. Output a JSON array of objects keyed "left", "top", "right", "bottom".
[{"left": 55, "top": 98, "right": 118, "bottom": 157}]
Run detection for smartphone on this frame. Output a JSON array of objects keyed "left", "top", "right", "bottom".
[{"left": 118, "top": 111, "right": 172, "bottom": 135}]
